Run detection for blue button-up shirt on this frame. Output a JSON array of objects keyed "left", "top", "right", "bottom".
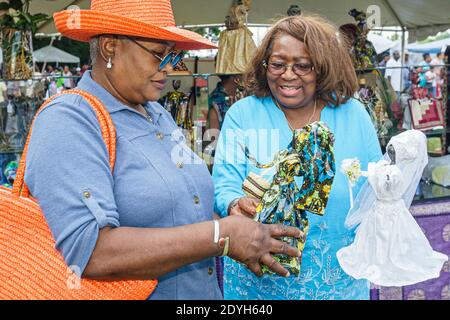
[{"left": 25, "top": 71, "right": 222, "bottom": 300}]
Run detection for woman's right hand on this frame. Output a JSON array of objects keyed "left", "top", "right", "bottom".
[
  {"left": 220, "top": 215, "right": 302, "bottom": 278},
  {"left": 228, "top": 197, "right": 260, "bottom": 219}
]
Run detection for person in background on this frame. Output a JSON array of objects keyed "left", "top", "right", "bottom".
[
  {"left": 81, "top": 64, "right": 90, "bottom": 76},
  {"left": 431, "top": 52, "right": 445, "bottom": 98},
  {"left": 379, "top": 52, "right": 390, "bottom": 77},
  {"left": 208, "top": 74, "right": 242, "bottom": 131},
  {"left": 74, "top": 67, "right": 82, "bottom": 86},
  {"left": 402, "top": 52, "right": 412, "bottom": 93},
  {"left": 46, "top": 65, "right": 55, "bottom": 76},
  {"left": 417, "top": 52, "right": 432, "bottom": 88},
  {"left": 425, "top": 64, "right": 437, "bottom": 97},
  {"left": 385, "top": 51, "right": 402, "bottom": 98},
  {"left": 62, "top": 65, "right": 74, "bottom": 90}
]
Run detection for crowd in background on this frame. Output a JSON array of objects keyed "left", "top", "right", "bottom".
[{"left": 383, "top": 47, "right": 449, "bottom": 99}]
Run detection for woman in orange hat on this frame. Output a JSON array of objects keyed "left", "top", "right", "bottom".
[{"left": 24, "top": 0, "right": 301, "bottom": 299}]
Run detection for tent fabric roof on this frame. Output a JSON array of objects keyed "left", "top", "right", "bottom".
[
  {"left": 32, "top": 0, "right": 450, "bottom": 42},
  {"left": 33, "top": 45, "right": 81, "bottom": 64}
]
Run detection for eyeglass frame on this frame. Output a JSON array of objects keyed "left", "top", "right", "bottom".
[
  {"left": 263, "top": 59, "right": 315, "bottom": 76},
  {"left": 125, "top": 36, "right": 184, "bottom": 71}
]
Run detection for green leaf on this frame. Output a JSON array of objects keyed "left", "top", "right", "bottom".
[{"left": 19, "top": 11, "right": 31, "bottom": 24}]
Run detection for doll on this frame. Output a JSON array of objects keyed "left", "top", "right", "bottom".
[
  {"left": 241, "top": 121, "right": 335, "bottom": 275},
  {"left": 337, "top": 130, "right": 448, "bottom": 286}
]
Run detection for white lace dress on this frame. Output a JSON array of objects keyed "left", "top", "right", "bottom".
[{"left": 336, "top": 161, "right": 448, "bottom": 287}]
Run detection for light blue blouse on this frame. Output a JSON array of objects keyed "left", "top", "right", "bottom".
[
  {"left": 25, "top": 71, "right": 222, "bottom": 300},
  {"left": 212, "top": 95, "right": 382, "bottom": 300}
]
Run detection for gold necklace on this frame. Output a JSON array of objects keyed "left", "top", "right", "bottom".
[{"left": 273, "top": 98, "right": 317, "bottom": 131}]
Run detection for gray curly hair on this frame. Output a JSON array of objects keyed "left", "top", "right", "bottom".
[{"left": 89, "top": 36, "right": 100, "bottom": 65}]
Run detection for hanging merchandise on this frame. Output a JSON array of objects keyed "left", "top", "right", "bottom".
[
  {"left": 0, "top": 2, "right": 48, "bottom": 80},
  {"left": 159, "top": 80, "right": 192, "bottom": 130},
  {"left": 337, "top": 130, "right": 447, "bottom": 287},
  {"left": 342, "top": 9, "right": 378, "bottom": 71},
  {"left": 0, "top": 80, "right": 43, "bottom": 153},
  {"left": 356, "top": 76, "right": 394, "bottom": 145},
  {"left": 240, "top": 122, "right": 335, "bottom": 275},
  {"left": 215, "top": 0, "right": 256, "bottom": 74}
]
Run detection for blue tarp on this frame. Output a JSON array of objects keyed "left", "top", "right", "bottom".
[{"left": 407, "top": 38, "right": 450, "bottom": 54}]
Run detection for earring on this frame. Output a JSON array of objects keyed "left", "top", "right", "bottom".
[{"left": 107, "top": 57, "right": 112, "bottom": 69}]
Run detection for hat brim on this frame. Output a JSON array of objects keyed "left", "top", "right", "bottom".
[{"left": 53, "top": 10, "right": 217, "bottom": 50}]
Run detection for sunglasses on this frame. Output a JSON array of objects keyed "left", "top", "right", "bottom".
[{"left": 126, "top": 36, "right": 184, "bottom": 71}]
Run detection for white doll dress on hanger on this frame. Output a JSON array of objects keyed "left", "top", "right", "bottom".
[{"left": 337, "top": 130, "right": 448, "bottom": 287}]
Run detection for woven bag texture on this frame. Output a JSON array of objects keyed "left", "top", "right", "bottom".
[{"left": 0, "top": 89, "right": 157, "bottom": 300}]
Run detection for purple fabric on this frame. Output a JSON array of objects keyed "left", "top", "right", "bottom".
[
  {"left": 372, "top": 198, "right": 450, "bottom": 300},
  {"left": 215, "top": 256, "right": 224, "bottom": 294}
]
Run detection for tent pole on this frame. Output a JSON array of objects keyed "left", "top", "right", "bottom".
[{"left": 400, "top": 27, "right": 407, "bottom": 94}]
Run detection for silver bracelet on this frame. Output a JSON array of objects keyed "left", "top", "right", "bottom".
[{"left": 213, "top": 219, "right": 220, "bottom": 244}]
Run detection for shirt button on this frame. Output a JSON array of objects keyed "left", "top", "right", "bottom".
[
  {"left": 176, "top": 162, "right": 184, "bottom": 169},
  {"left": 208, "top": 267, "right": 214, "bottom": 276},
  {"left": 83, "top": 191, "right": 91, "bottom": 199},
  {"left": 194, "top": 196, "right": 200, "bottom": 204},
  {"left": 156, "top": 133, "right": 164, "bottom": 140}
]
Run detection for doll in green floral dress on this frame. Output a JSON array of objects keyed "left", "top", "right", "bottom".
[{"left": 242, "top": 121, "right": 335, "bottom": 275}]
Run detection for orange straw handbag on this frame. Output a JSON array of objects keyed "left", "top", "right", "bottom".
[{"left": 0, "top": 89, "right": 157, "bottom": 299}]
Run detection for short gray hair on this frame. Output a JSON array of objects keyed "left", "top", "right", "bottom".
[{"left": 89, "top": 36, "right": 100, "bottom": 65}]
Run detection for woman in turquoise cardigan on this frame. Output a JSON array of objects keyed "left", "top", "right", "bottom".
[{"left": 212, "top": 14, "right": 382, "bottom": 300}]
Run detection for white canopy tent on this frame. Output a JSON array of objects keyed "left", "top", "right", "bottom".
[
  {"left": 31, "top": 0, "right": 450, "bottom": 42},
  {"left": 367, "top": 33, "right": 397, "bottom": 54},
  {"left": 33, "top": 45, "right": 81, "bottom": 65}
]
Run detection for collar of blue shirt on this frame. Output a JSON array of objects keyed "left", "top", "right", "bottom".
[{"left": 77, "top": 71, "right": 163, "bottom": 124}]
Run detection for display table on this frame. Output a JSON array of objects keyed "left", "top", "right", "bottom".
[{"left": 371, "top": 182, "right": 450, "bottom": 300}]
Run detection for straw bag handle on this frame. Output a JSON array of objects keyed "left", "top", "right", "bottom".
[{"left": 12, "top": 89, "right": 116, "bottom": 198}]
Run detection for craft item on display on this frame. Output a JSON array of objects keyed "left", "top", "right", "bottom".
[
  {"left": 159, "top": 80, "right": 192, "bottom": 130},
  {"left": 427, "top": 137, "right": 444, "bottom": 155},
  {"left": 340, "top": 158, "right": 362, "bottom": 209},
  {"left": 347, "top": 9, "right": 378, "bottom": 71},
  {"left": 408, "top": 99, "right": 445, "bottom": 131},
  {"left": 2, "top": 161, "right": 17, "bottom": 188},
  {"left": 423, "top": 154, "right": 450, "bottom": 187},
  {"left": 287, "top": 5, "right": 302, "bottom": 16},
  {"left": 337, "top": 130, "right": 448, "bottom": 287},
  {"left": 356, "top": 76, "right": 393, "bottom": 142},
  {"left": 241, "top": 122, "right": 335, "bottom": 275},
  {"left": 172, "top": 58, "right": 191, "bottom": 75},
  {"left": 215, "top": 1, "right": 256, "bottom": 74}
]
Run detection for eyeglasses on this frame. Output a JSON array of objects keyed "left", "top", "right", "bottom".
[
  {"left": 126, "top": 36, "right": 184, "bottom": 71},
  {"left": 263, "top": 60, "right": 315, "bottom": 76}
]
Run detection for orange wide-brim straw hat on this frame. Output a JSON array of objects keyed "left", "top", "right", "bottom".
[{"left": 54, "top": 0, "right": 217, "bottom": 50}]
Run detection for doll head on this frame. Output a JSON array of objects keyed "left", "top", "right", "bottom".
[{"left": 386, "top": 130, "right": 426, "bottom": 165}]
